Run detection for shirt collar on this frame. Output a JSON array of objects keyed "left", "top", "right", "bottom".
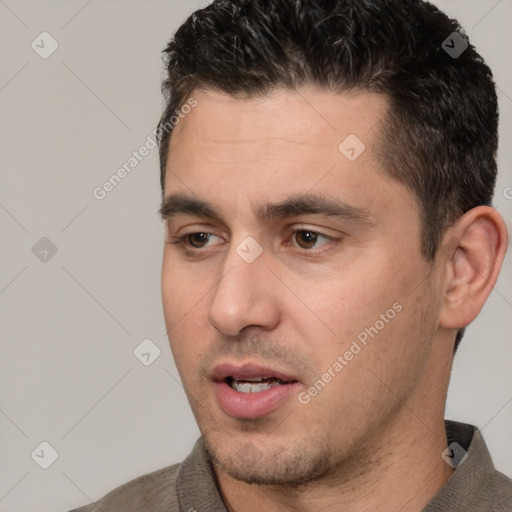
[
  {"left": 424, "top": 420, "right": 492, "bottom": 510},
  {"left": 176, "top": 436, "right": 227, "bottom": 512}
]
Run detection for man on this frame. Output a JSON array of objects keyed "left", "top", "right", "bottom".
[{"left": 70, "top": 0, "right": 511, "bottom": 510}]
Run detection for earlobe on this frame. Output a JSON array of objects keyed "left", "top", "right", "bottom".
[{"left": 439, "top": 206, "right": 508, "bottom": 331}]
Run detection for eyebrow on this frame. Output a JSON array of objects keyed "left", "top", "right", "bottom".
[{"left": 159, "top": 192, "right": 374, "bottom": 225}]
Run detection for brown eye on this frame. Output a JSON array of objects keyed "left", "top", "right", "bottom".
[
  {"left": 294, "top": 230, "right": 321, "bottom": 249},
  {"left": 187, "top": 233, "right": 211, "bottom": 248}
]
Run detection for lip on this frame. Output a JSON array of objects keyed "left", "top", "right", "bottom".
[
  {"left": 211, "top": 362, "right": 299, "bottom": 383},
  {"left": 211, "top": 361, "right": 301, "bottom": 419}
]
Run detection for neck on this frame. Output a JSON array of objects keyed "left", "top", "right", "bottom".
[{"left": 214, "top": 410, "right": 454, "bottom": 512}]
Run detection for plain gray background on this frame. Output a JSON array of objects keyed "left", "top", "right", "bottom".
[{"left": 0, "top": 1, "right": 510, "bottom": 511}]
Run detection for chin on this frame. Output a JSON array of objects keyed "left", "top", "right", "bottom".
[{"left": 204, "top": 433, "right": 332, "bottom": 487}]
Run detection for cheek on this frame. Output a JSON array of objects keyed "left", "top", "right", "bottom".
[
  {"left": 161, "top": 261, "right": 182, "bottom": 327},
  {"left": 296, "top": 287, "right": 432, "bottom": 430},
  {"left": 164, "top": 306, "right": 209, "bottom": 389},
  {"left": 309, "top": 252, "right": 427, "bottom": 361},
  {"left": 161, "top": 256, "right": 208, "bottom": 364},
  {"left": 309, "top": 271, "right": 395, "bottom": 342},
  {"left": 161, "top": 252, "right": 203, "bottom": 322}
]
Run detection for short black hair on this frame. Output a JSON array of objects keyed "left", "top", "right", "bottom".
[{"left": 156, "top": 0, "right": 499, "bottom": 351}]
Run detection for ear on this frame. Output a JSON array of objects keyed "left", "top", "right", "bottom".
[{"left": 439, "top": 206, "right": 508, "bottom": 331}]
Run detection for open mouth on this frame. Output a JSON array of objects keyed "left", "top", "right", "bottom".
[
  {"left": 211, "top": 363, "right": 301, "bottom": 418},
  {"left": 225, "top": 376, "right": 290, "bottom": 393}
]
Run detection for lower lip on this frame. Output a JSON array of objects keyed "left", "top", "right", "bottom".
[{"left": 214, "top": 380, "right": 301, "bottom": 419}]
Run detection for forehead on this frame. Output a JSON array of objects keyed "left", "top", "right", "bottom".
[
  {"left": 169, "top": 87, "right": 389, "bottom": 156},
  {"left": 166, "top": 87, "right": 388, "bottom": 180},
  {"left": 163, "top": 87, "right": 416, "bottom": 225}
]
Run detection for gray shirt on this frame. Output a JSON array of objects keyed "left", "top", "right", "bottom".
[{"left": 69, "top": 420, "right": 512, "bottom": 511}]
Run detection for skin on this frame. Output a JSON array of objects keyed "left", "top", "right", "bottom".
[{"left": 160, "top": 86, "right": 508, "bottom": 511}]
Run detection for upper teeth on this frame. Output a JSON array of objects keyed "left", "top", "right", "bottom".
[{"left": 229, "top": 377, "right": 283, "bottom": 393}]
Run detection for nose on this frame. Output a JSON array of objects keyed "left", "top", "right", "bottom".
[{"left": 207, "top": 240, "right": 281, "bottom": 336}]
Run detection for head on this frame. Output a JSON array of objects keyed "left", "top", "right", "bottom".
[{"left": 157, "top": 0, "right": 507, "bottom": 487}]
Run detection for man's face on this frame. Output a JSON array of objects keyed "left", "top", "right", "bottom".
[{"left": 161, "top": 87, "right": 444, "bottom": 485}]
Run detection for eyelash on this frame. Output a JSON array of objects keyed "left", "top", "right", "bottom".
[{"left": 167, "top": 228, "right": 341, "bottom": 256}]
